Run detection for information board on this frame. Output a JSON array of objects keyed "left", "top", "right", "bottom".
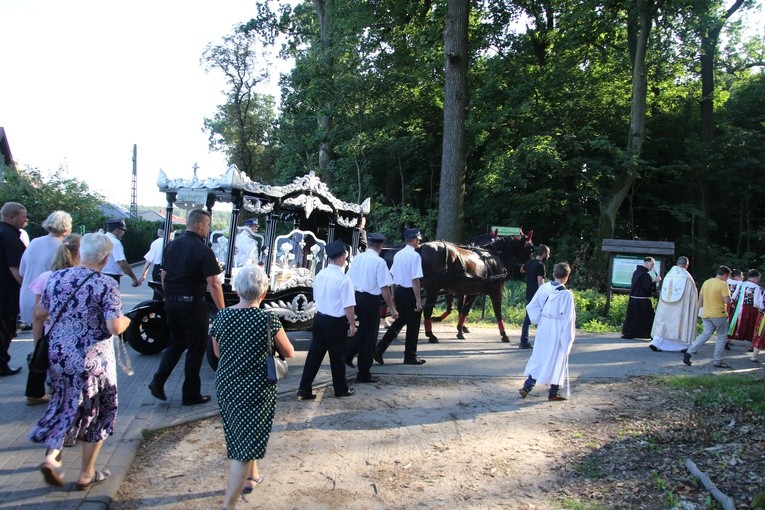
[
  {"left": 490, "top": 226, "right": 521, "bottom": 236},
  {"left": 611, "top": 255, "right": 662, "bottom": 289}
]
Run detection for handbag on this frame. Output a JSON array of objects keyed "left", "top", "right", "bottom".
[
  {"left": 29, "top": 271, "right": 97, "bottom": 373},
  {"left": 265, "top": 312, "right": 288, "bottom": 383}
]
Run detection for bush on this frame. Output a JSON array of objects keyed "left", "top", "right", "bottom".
[{"left": 435, "top": 281, "right": 632, "bottom": 334}]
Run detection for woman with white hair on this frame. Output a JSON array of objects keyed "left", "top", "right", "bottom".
[
  {"left": 18, "top": 211, "right": 73, "bottom": 327},
  {"left": 28, "top": 233, "right": 130, "bottom": 491},
  {"left": 211, "top": 265, "right": 294, "bottom": 510}
]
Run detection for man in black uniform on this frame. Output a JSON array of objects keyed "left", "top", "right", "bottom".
[
  {"left": 519, "top": 244, "right": 549, "bottom": 349},
  {"left": 148, "top": 209, "right": 225, "bottom": 405},
  {"left": 0, "top": 202, "right": 28, "bottom": 376}
]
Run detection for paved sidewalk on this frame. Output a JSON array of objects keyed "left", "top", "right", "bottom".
[{"left": 0, "top": 278, "right": 760, "bottom": 509}]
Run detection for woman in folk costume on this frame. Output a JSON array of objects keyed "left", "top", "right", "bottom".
[
  {"left": 518, "top": 263, "right": 575, "bottom": 401},
  {"left": 649, "top": 257, "right": 698, "bottom": 352},
  {"left": 750, "top": 293, "right": 765, "bottom": 363},
  {"left": 727, "top": 270, "right": 762, "bottom": 342},
  {"left": 725, "top": 269, "right": 745, "bottom": 349}
]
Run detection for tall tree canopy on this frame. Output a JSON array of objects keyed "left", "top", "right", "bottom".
[{"left": 207, "top": 0, "right": 765, "bottom": 282}]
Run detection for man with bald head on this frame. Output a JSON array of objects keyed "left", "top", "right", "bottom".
[{"left": 0, "top": 202, "right": 28, "bottom": 376}]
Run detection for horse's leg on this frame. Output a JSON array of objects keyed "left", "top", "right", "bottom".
[
  {"left": 434, "top": 294, "right": 453, "bottom": 322},
  {"left": 422, "top": 285, "right": 439, "bottom": 343},
  {"left": 460, "top": 295, "right": 471, "bottom": 333},
  {"left": 489, "top": 285, "right": 509, "bottom": 342},
  {"left": 456, "top": 296, "right": 477, "bottom": 340}
]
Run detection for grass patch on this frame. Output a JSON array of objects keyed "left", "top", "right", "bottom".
[
  {"left": 560, "top": 497, "right": 614, "bottom": 509},
  {"left": 141, "top": 428, "right": 165, "bottom": 441},
  {"left": 570, "top": 457, "right": 606, "bottom": 479},
  {"left": 657, "top": 373, "right": 765, "bottom": 414},
  {"left": 428, "top": 281, "right": 630, "bottom": 333}
]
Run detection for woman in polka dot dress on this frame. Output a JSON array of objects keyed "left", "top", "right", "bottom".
[{"left": 211, "top": 266, "right": 294, "bottom": 510}]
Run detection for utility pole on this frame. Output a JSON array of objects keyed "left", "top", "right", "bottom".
[{"left": 130, "top": 144, "right": 138, "bottom": 218}]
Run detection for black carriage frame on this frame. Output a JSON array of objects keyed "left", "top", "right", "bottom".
[{"left": 125, "top": 166, "right": 369, "bottom": 354}]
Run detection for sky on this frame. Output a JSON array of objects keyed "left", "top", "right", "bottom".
[{"left": 0, "top": 0, "right": 285, "bottom": 207}]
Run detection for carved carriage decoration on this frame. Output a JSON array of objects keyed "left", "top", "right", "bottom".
[{"left": 124, "top": 166, "right": 370, "bottom": 355}]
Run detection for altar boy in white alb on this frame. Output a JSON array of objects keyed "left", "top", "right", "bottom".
[{"left": 518, "top": 262, "right": 576, "bottom": 401}]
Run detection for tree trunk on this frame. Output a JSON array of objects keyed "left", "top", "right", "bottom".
[
  {"left": 594, "top": 0, "right": 653, "bottom": 281},
  {"left": 313, "top": 0, "right": 334, "bottom": 184},
  {"left": 436, "top": 0, "right": 469, "bottom": 242},
  {"left": 694, "top": 0, "right": 744, "bottom": 274}
]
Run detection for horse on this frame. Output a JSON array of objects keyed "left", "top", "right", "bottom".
[{"left": 419, "top": 233, "right": 534, "bottom": 343}]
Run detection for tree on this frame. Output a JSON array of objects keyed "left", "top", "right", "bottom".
[
  {"left": 0, "top": 164, "right": 105, "bottom": 236},
  {"left": 437, "top": 0, "right": 469, "bottom": 242},
  {"left": 202, "top": 25, "right": 276, "bottom": 180}
]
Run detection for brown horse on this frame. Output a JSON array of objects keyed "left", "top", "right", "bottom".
[{"left": 419, "top": 233, "right": 534, "bottom": 343}]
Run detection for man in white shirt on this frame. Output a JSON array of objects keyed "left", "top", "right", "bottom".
[
  {"left": 375, "top": 228, "right": 426, "bottom": 365},
  {"left": 102, "top": 219, "right": 140, "bottom": 287},
  {"left": 345, "top": 232, "right": 398, "bottom": 383},
  {"left": 297, "top": 239, "right": 357, "bottom": 399}
]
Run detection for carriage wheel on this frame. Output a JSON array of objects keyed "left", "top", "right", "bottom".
[{"left": 124, "top": 303, "right": 170, "bottom": 355}]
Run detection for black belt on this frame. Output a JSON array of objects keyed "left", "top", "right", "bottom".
[
  {"left": 167, "top": 294, "right": 206, "bottom": 303},
  {"left": 355, "top": 291, "right": 380, "bottom": 296},
  {"left": 316, "top": 311, "right": 344, "bottom": 319}
]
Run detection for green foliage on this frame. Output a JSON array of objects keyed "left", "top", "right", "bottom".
[
  {"left": 439, "top": 281, "right": 629, "bottom": 333},
  {"left": 658, "top": 374, "right": 765, "bottom": 414},
  {"left": 0, "top": 164, "right": 105, "bottom": 236},
  {"left": 208, "top": 0, "right": 765, "bottom": 285},
  {"left": 120, "top": 218, "right": 162, "bottom": 264}
]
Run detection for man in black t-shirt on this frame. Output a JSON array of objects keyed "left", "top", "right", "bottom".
[
  {"left": 148, "top": 209, "right": 225, "bottom": 406},
  {"left": 519, "top": 244, "right": 549, "bottom": 349},
  {"left": 0, "top": 202, "right": 28, "bottom": 376}
]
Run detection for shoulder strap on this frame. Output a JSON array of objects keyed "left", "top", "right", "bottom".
[{"left": 46, "top": 270, "right": 98, "bottom": 332}]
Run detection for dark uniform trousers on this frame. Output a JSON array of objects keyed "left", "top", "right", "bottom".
[
  {"left": 0, "top": 286, "right": 18, "bottom": 367},
  {"left": 376, "top": 286, "right": 421, "bottom": 361},
  {"left": 346, "top": 291, "right": 380, "bottom": 380},
  {"left": 153, "top": 299, "right": 209, "bottom": 399},
  {"left": 299, "top": 312, "right": 350, "bottom": 395}
]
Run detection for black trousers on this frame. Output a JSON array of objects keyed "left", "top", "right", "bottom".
[
  {"left": 377, "top": 286, "right": 421, "bottom": 361},
  {"left": 0, "top": 288, "right": 19, "bottom": 367},
  {"left": 346, "top": 292, "right": 380, "bottom": 380},
  {"left": 152, "top": 300, "right": 208, "bottom": 399},
  {"left": 299, "top": 313, "right": 349, "bottom": 395}
]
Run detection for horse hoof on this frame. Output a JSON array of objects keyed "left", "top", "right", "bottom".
[
  {"left": 462, "top": 327, "right": 470, "bottom": 334},
  {"left": 456, "top": 333, "right": 465, "bottom": 340},
  {"left": 428, "top": 337, "right": 439, "bottom": 343},
  {"left": 501, "top": 336, "right": 510, "bottom": 343}
]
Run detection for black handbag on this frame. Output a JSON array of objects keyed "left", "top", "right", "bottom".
[
  {"left": 29, "top": 271, "right": 97, "bottom": 373},
  {"left": 265, "top": 312, "right": 288, "bottom": 383}
]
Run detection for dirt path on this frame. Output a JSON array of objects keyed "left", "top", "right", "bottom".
[{"left": 112, "top": 376, "right": 764, "bottom": 509}]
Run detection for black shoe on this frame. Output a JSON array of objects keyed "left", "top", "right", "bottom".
[
  {"left": 649, "top": 344, "right": 662, "bottom": 352},
  {"left": 373, "top": 350, "right": 384, "bottom": 365},
  {"left": 724, "top": 343, "right": 731, "bottom": 351},
  {"left": 345, "top": 358, "right": 355, "bottom": 369},
  {"left": 335, "top": 388, "right": 355, "bottom": 397},
  {"left": 683, "top": 352, "right": 692, "bottom": 366},
  {"left": 713, "top": 362, "right": 732, "bottom": 369},
  {"left": 297, "top": 390, "right": 316, "bottom": 400},
  {"left": 0, "top": 366, "right": 22, "bottom": 376},
  {"left": 519, "top": 342, "right": 532, "bottom": 349},
  {"left": 403, "top": 358, "right": 426, "bottom": 365},
  {"left": 148, "top": 382, "right": 167, "bottom": 401},
  {"left": 182, "top": 395, "right": 211, "bottom": 406},
  {"left": 356, "top": 376, "right": 380, "bottom": 383}
]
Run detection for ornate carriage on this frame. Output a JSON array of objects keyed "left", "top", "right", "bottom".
[{"left": 124, "top": 166, "right": 370, "bottom": 354}]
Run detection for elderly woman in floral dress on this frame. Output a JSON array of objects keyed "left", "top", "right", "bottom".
[{"left": 28, "top": 233, "right": 130, "bottom": 490}]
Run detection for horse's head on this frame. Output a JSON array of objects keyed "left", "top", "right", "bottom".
[{"left": 490, "top": 233, "right": 535, "bottom": 266}]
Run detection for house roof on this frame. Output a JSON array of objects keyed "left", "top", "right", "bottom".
[{"left": 0, "top": 127, "right": 14, "bottom": 167}]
